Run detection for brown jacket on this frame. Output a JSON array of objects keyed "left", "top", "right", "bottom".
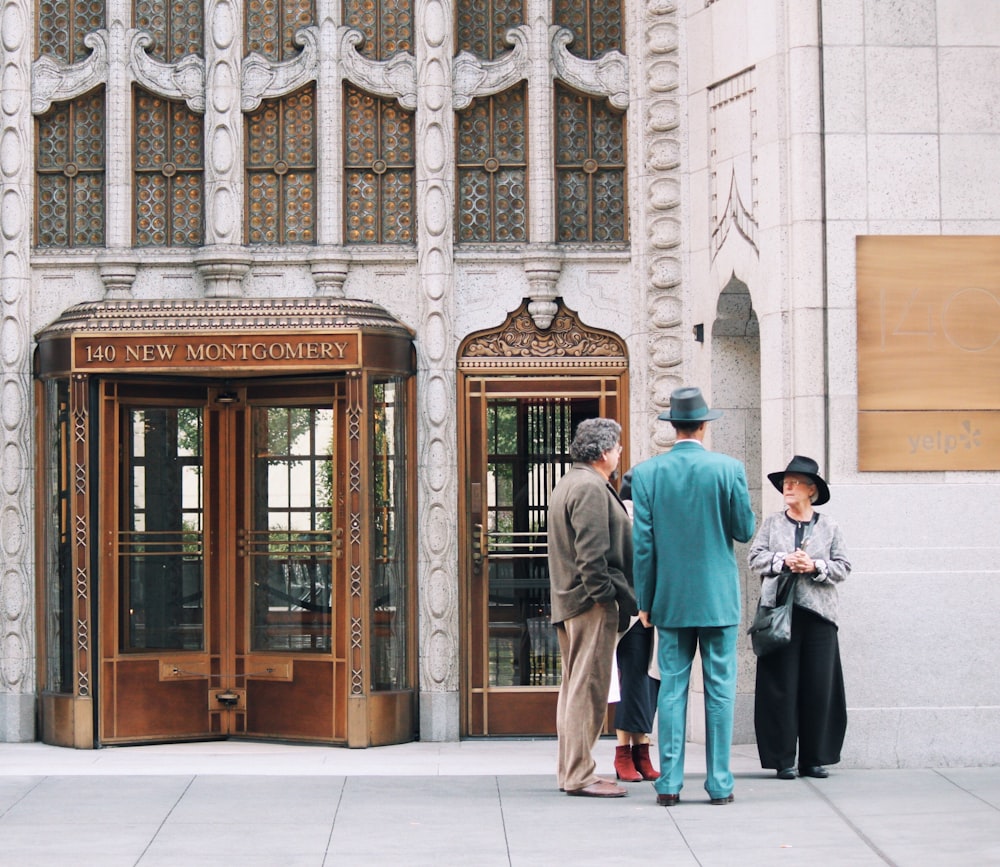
[{"left": 547, "top": 463, "right": 637, "bottom": 629}]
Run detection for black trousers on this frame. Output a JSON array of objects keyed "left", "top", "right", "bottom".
[
  {"left": 614, "top": 620, "right": 659, "bottom": 733},
  {"left": 754, "top": 605, "right": 847, "bottom": 770}
]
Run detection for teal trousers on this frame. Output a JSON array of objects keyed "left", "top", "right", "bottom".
[{"left": 654, "top": 625, "right": 737, "bottom": 800}]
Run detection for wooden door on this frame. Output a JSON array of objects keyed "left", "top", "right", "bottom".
[{"left": 462, "top": 377, "right": 624, "bottom": 735}]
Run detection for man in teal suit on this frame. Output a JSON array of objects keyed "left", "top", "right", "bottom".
[{"left": 631, "top": 387, "right": 755, "bottom": 806}]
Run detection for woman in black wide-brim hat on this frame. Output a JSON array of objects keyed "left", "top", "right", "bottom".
[{"left": 747, "top": 456, "right": 852, "bottom": 780}]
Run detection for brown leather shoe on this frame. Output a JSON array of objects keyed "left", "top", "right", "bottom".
[
  {"left": 656, "top": 792, "right": 680, "bottom": 806},
  {"left": 709, "top": 793, "right": 734, "bottom": 805},
  {"left": 567, "top": 779, "right": 628, "bottom": 798}
]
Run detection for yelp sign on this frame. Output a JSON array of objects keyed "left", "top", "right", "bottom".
[{"left": 907, "top": 420, "right": 982, "bottom": 456}]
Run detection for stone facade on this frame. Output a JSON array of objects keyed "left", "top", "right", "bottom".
[{"left": 1, "top": 0, "right": 998, "bottom": 765}]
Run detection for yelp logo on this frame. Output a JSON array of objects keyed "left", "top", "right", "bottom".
[{"left": 908, "top": 420, "right": 982, "bottom": 455}]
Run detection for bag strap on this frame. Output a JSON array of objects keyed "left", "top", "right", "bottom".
[{"left": 774, "top": 571, "right": 797, "bottom": 603}]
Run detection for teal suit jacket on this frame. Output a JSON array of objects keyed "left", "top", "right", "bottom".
[{"left": 631, "top": 440, "right": 755, "bottom": 628}]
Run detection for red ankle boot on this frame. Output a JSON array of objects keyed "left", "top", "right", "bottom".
[
  {"left": 614, "top": 745, "right": 642, "bottom": 782},
  {"left": 631, "top": 743, "right": 659, "bottom": 781}
]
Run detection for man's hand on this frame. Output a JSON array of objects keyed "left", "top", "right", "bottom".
[{"left": 639, "top": 610, "right": 651, "bottom": 628}]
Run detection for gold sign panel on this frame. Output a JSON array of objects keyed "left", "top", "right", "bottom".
[
  {"left": 857, "top": 236, "right": 1000, "bottom": 470},
  {"left": 72, "top": 332, "right": 361, "bottom": 374},
  {"left": 859, "top": 411, "right": 998, "bottom": 471}
]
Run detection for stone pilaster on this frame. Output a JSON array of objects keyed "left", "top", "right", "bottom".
[
  {"left": 634, "top": 0, "right": 684, "bottom": 455},
  {"left": 0, "top": 0, "right": 37, "bottom": 741},
  {"left": 414, "top": 0, "right": 459, "bottom": 741}
]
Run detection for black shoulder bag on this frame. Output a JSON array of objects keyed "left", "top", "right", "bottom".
[{"left": 747, "top": 570, "right": 797, "bottom": 657}]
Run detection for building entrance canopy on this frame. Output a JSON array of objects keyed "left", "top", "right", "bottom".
[{"left": 34, "top": 297, "right": 415, "bottom": 379}]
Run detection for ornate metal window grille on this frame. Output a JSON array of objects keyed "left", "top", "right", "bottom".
[
  {"left": 344, "top": 85, "right": 415, "bottom": 245},
  {"left": 246, "top": 86, "right": 317, "bottom": 244},
  {"left": 456, "top": 0, "right": 523, "bottom": 57},
  {"left": 554, "top": 85, "right": 626, "bottom": 243},
  {"left": 134, "top": 0, "right": 203, "bottom": 60},
  {"left": 246, "top": 0, "right": 314, "bottom": 59},
  {"left": 38, "top": 0, "right": 104, "bottom": 62},
  {"left": 134, "top": 91, "right": 204, "bottom": 247},
  {"left": 457, "top": 86, "right": 527, "bottom": 243},
  {"left": 343, "top": 0, "right": 412, "bottom": 59},
  {"left": 553, "top": 0, "right": 622, "bottom": 58},
  {"left": 36, "top": 89, "right": 106, "bottom": 248}
]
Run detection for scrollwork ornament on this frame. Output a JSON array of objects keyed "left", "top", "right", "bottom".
[
  {"left": 129, "top": 30, "right": 206, "bottom": 112},
  {"left": 31, "top": 30, "right": 109, "bottom": 115},
  {"left": 452, "top": 26, "right": 529, "bottom": 110},
  {"left": 241, "top": 26, "right": 320, "bottom": 112},
  {"left": 338, "top": 27, "right": 417, "bottom": 111},
  {"left": 550, "top": 26, "right": 629, "bottom": 110}
]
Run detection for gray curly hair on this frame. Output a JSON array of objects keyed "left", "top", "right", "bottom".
[{"left": 569, "top": 418, "right": 622, "bottom": 463}]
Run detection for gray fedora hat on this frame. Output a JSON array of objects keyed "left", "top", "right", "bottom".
[
  {"left": 767, "top": 455, "right": 830, "bottom": 506},
  {"left": 657, "top": 386, "right": 723, "bottom": 423}
]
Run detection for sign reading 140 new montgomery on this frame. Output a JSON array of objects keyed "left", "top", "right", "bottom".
[
  {"left": 856, "top": 235, "right": 1000, "bottom": 471},
  {"left": 73, "top": 332, "right": 361, "bottom": 372}
]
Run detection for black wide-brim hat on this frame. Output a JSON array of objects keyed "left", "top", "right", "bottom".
[
  {"left": 767, "top": 455, "right": 830, "bottom": 505},
  {"left": 657, "top": 386, "right": 723, "bottom": 423}
]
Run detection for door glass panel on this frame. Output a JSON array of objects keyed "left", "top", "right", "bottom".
[
  {"left": 371, "top": 378, "right": 409, "bottom": 690},
  {"left": 120, "top": 407, "right": 205, "bottom": 651},
  {"left": 43, "top": 378, "right": 74, "bottom": 689},
  {"left": 486, "top": 398, "right": 594, "bottom": 686},
  {"left": 250, "top": 406, "right": 334, "bottom": 652}
]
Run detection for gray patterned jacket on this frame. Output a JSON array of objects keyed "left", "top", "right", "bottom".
[{"left": 748, "top": 511, "right": 852, "bottom": 626}]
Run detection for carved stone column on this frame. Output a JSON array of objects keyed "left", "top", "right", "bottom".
[
  {"left": 635, "top": 0, "right": 683, "bottom": 453},
  {"left": 524, "top": 0, "right": 555, "bottom": 244},
  {"left": 315, "top": 3, "right": 342, "bottom": 249},
  {"left": 105, "top": 9, "right": 131, "bottom": 253},
  {"left": 0, "top": 0, "right": 37, "bottom": 741},
  {"left": 415, "top": 0, "right": 459, "bottom": 741},
  {"left": 311, "top": 0, "right": 347, "bottom": 297},
  {"left": 309, "top": 6, "right": 351, "bottom": 298},
  {"left": 198, "top": 0, "right": 250, "bottom": 297},
  {"left": 101, "top": 10, "right": 137, "bottom": 298}
]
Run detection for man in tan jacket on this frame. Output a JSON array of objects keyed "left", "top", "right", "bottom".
[{"left": 547, "top": 418, "right": 637, "bottom": 798}]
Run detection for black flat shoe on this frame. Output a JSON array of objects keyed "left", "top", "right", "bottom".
[
  {"left": 776, "top": 767, "right": 796, "bottom": 780},
  {"left": 799, "top": 765, "right": 829, "bottom": 778}
]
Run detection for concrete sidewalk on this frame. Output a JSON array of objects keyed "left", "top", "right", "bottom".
[{"left": 1, "top": 740, "right": 998, "bottom": 866}]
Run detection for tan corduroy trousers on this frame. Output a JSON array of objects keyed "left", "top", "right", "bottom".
[{"left": 555, "top": 601, "right": 619, "bottom": 792}]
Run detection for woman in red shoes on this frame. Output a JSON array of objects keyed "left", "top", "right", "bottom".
[{"left": 611, "top": 470, "right": 660, "bottom": 784}]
